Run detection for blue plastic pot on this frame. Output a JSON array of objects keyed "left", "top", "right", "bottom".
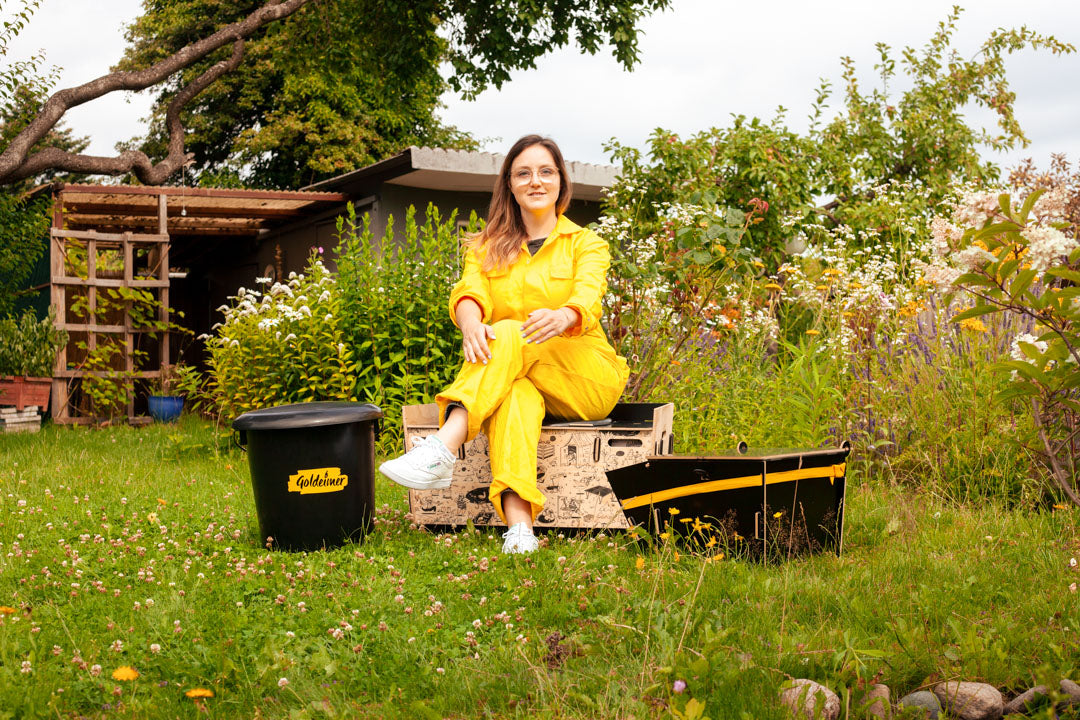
[{"left": 148, "top": 395, "right": 184, "bottom": 422}]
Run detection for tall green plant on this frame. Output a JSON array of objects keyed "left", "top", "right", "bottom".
[{"left": 335, "top": 202, "right": 477, "bottom": 452}]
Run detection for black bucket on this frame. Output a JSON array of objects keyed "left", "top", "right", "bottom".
[{"left": 232, "top": 401, "right": 382, "bottom": 551}]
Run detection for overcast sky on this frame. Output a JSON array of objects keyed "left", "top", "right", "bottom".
[{"left": 5, "top": 0, "right": 1079, "bottom": 175}]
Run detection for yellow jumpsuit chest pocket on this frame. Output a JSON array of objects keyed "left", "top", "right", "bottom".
[{"left": 543, "top": 259, "right": 574, "bottom": 305}]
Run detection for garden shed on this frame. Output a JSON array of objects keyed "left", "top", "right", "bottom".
[
  {"left": 28, "top": 146, "right": 617, "bottom": 424},
  {"left": 37, "top": 183, "right": 346, "bottom": 424}
]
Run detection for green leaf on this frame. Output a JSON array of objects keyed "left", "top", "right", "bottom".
[
  {"left": 1045, "top": 268, "right": 1080, "bottom": 284},
  {"left": 955, "top": 272, "right": 998, "bottom": 289},
  {"left": 1009, "top": 269, "right": 1038, "bottom": 299},
  {"left": 951, "top": 305, "right": 1000, "bottom": 322}
]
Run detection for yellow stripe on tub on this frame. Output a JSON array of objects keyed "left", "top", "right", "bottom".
[{"left": 620, "top": 463, "right": 846, "bottom": 511}]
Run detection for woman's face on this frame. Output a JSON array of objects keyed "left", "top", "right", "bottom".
[{"left": 509, "top": 144, "right": 560, "bottom": 217}]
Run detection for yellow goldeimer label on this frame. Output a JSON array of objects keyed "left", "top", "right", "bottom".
[{"left": 287, "top": 467, "right": 349, "bottom": 494}]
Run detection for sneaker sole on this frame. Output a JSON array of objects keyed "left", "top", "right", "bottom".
[{"left": 378, "top": 462, "right": 452, "bottom": 491}]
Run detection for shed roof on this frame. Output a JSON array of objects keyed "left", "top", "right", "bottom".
[
  {"left": 304, "top": 146, "right": 619, "bottom": 202},
  {"left": 51, "top": 183, "right": 348, "bottom": 238}
]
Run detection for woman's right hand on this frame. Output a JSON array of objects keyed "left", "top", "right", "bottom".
[{"left": 460, "top": 320, "right": 496, "bottom": 365}]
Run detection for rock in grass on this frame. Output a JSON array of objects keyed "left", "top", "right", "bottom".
[
  {"left": 1003, "top": 685, "right": 1048, "bottom": 715},
  {"left": 1060, "top": 679, "right": 1080, "bottom": 704},
  {"left": 897, "top": 690, "right": 942, "bottom": 719},
  {"left": 861, "top": 684, "right": 891, "bottom": 719},
  {"left": 779, "top": 679, "right": 841, "bottom": 720},
  {"left": 932, "top": 682, "right": 1003, "bottom": 720}
]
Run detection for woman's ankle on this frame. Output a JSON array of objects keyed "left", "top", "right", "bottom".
[{"left": 436, "top": 406, "right": 467, "bottom": 454}]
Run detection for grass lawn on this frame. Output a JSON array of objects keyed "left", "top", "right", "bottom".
[{"left": 1, "top": 418, "right": 1078, "bottom": 719}]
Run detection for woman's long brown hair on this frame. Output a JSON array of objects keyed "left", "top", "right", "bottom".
[{"left": 468, "top": 134, "right": 573, "bottom": 272}]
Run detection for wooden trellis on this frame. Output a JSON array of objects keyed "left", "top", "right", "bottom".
[{"left": 50, "top": 194, "right": 171, "bottom": 424}]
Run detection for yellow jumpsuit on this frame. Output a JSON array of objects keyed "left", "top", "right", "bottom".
[{"left": 435, "top": 215, "right": 631, "bottom": 523}]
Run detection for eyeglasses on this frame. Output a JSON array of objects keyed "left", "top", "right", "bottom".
[{"left": 511, "top": 167, "right": 559, "bottom": 185}]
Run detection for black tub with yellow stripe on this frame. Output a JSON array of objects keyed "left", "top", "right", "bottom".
[{"left": 605, "top": 444, "right": 850, "bottom": 557}]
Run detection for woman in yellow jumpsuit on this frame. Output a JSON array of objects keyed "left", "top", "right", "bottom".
[{"left": 379, "top": 135, "right": 630, "bottom": 553}]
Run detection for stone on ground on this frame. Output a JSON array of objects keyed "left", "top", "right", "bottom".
[
  {"left": 1003, "top": 685, "right": 1048, "bottom": 716},
  {"left": 932, "top": 682, "right": 1003, "bottom": 720},
  {"left": 861, "top": 684, "right": 890, "bottom": 719},
  {"left": 779, "top": 679, "right": 841, "bottom": 720},
  {"left": 897, "top": 690, "right": 942, "bottom": 719}
]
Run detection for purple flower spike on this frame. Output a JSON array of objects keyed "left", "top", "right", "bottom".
[{"left": 673, "top": 680, "right": 687, "bottom": 694}]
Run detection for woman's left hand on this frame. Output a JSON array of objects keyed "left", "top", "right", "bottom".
[{"left": 521, "top": 307, "right": 577, "bottom": 344}]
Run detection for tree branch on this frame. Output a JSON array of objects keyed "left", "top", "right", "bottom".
[
  {"left": 1032, "top": 398, "right": 1080, "bottom": 508},
  {"left": 0, "top": 0, "right": 313, "bottom": 186}
]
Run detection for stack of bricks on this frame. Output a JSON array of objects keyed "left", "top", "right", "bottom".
[{"left": 0, "top": 406, "right": 42, "bottom": 433}]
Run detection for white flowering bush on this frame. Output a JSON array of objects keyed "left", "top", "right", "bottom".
[
  {"left": 924, "top": 186, "right": 1080, "bottom": 505},
  {"left": 204, "top": 255, "right": 356, "bottom": 417}
]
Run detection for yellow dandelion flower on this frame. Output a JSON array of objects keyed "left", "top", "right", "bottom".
[
  {"left": 679, "top": 517, "right": 693, "bottom": 524},
  {"left": 752, "top": 260, "right": 765, "bottom": 268},
  {"left": 849, "top": 281, "right": 863, "bottom": 289},
  {"left": 1053, "top": 503, "right": 1068, "bottom": 510},
  {"left": 635, "top": 556, "right": 645, "bottom": 570},
  {"left": 0, "top": 606, "right": 16, "bottom": 615},
  {"left": 185, "top": 688, "right": 214, "bottom": 699},
  {"left": 764, "top": 283, "right": 782, "bottom": 291},
  {"left": 157, "top": 498, "right": 167, "bottom": 506},
  {"left": 816, "top": 284, "right": 829, "bottom": 291},
  {"left": 822, "top": 268, "right": 842, "bottom": 276},
  {"left": 805, "top": 329, "right": 821, "bottom": 336},
  {"left": 773, "top": 511, "right": 783, "bottom": 519},
  {"left": 112, "top": 666, "right": 139, "bottom": 681},
  {"left": 705, "top": 537, "right": 717, "bottom": 548},
  {"left": 668, "top": 507, "right": 680, "bottom": 515},
  {"left": 673, "top": 552, "right": 680, "bottom": 561},
  {"left": 660, "top": 532, "right": 670, "bottom": 540},
  {"left": 716, "top": 552, "right": 725, "bottom": 561}
]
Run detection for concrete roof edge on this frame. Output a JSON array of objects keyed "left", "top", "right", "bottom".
[{"left": 407, "top": 145, "right": 619, "bottom": 187}]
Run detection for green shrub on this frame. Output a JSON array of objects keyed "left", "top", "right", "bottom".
[
  {"left": 202, "top": 203, "right": 476, "bottom": 454},
  {"left": 0, "top": 192, "right": 51, "bottom": 318},
  {"left": 335, "top": 202, "right": 478, "bottom": 453},
  {"left": 0, "top": 307, "right": 66, "bottom": 377},
  {"left": 934, "top": 186, "right": 1080, "bottom": 506}
]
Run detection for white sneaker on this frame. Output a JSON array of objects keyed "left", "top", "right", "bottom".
[
  {"left": 379, "top": 435, "right": 455, "bottom": 490},
  {"left": 502, "top": 522, "right": 539, "bottom": 554}
]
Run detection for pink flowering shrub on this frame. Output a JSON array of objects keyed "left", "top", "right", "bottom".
[{"left": 925, "top": 183, "right": 1080, "bottom": 505}]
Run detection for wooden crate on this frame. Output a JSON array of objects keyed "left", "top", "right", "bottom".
[{"left": 402, "top": 402, "right": 674, "bottom": 530}]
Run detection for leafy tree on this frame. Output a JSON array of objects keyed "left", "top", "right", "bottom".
[
  {"left": 0, "top": 1, "right": 90, "bottom": 316},
  {"left": 602, "top": 8, "right": 1074, "bottom": 268},
  {"left": 119, "top": 0, "right": 670, "bottom": 189}
]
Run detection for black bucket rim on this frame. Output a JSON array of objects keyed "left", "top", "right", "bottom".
[{"left": 233, "top": 401, "right": 382, "bottom": 432}]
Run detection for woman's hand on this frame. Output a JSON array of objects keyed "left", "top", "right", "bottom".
[
  {"left": 460, "top": 319, "right": 497, "bottom": 364},
  {"left": 521, "top": 307, "right": 578, "bottom": 344}
]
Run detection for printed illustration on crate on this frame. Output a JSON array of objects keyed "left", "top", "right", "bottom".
[{"left": 377, "top": 134, "right": 850, "bottom": 557}]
